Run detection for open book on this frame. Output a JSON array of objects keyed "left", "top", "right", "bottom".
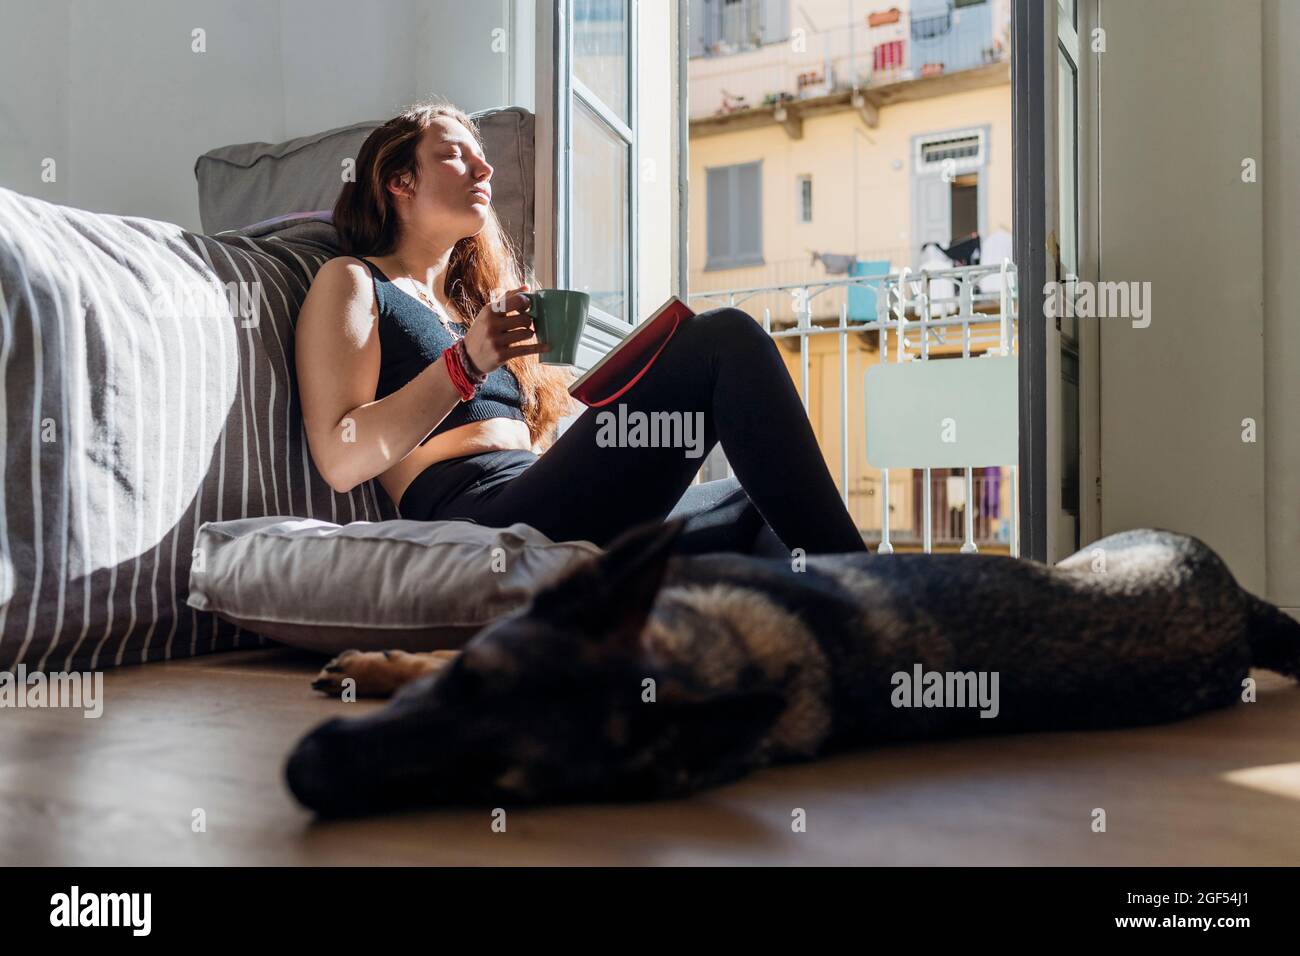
[{"left": 568, "top": 297, "right": 695, "bottom": 407}]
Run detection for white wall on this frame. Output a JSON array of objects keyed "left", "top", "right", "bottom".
[
  {"left": 1261, "top": 0, "right": 1300, "bottom": 609},
  {"left": 1096, "top": 0, "right": 1300, "bottom": 603},
  {"left": 0, "top": 0, "right": 527, "bottom": 231},
  {"left": 0, "top": 0, "right": 72, "bottom": 204}
]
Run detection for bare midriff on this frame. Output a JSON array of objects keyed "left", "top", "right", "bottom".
[{"left": 378, "top": 417, "right": 533, "bottom": 508}]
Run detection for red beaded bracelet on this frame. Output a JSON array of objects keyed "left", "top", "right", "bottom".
[
  {"left": 455, "top": 339, "right": 488, "bottom": 385},
  {"left": 443, "top": 345, "right": 476, "bottom": 401}
]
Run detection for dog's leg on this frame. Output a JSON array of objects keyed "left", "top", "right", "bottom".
[{"left": 311, "top": 649, "right": 460, "bottom": 699}]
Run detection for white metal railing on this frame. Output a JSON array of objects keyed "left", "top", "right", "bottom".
[
  {"left": 687, "top": 258, "right": 1020, "bottom": 556},
  {"left": 850, "top": 473, "right": 1015, "bottom": 548}
]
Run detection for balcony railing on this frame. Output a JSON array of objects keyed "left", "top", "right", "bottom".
[
  {"left": 850, "top": 473, "right": 1016, "bottom": 549},
  {"left": 687, "top": 257, "right": 1020, "bottom": 554},
  {"left": 689, "top": 4, "right": 1010, "bottom": 121}
]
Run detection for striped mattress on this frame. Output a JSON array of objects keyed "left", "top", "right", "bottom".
[{"left": 0, "top": 187, "right": 397, "bottom": 673}]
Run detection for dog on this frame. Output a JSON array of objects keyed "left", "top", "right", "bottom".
[{"left": 286, "top": 518, "right": 1300, "bottom": 817}]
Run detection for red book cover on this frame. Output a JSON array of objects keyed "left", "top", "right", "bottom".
[{"left": 568, "top": 297, "right": 695, "bottom": 407}]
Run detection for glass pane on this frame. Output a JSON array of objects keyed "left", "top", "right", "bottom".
[
  {"left": 1057, "top": 46, "right": 1078, "bottom": 341},
  {"left": 572, "top": 98, "right": 629, "bottom": 321},
  {"left": 573, "top": 0, "right": 628, "bottom": 122},
  {"left": 1058, "top": 0, "right": 1077, "bottom": 28}
]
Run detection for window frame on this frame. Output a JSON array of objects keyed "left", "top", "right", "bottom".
[
  {"left": 797, "top": 174, "right": 813, "bottom": 224},
  {"left": 539, "top": 0, "right": 640, "bottom": 334}
]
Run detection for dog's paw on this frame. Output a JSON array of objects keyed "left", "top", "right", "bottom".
[{"left": 311, "top": 649, "right": 460, "bottom": 699}]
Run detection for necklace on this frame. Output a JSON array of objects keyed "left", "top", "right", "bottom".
[{"left": 395, "top": 257, "right": 458, "bottom": 335}]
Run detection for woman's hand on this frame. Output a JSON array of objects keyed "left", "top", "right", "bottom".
[{"left": 462, "top": 285, "right": 549, "bottom": 374}]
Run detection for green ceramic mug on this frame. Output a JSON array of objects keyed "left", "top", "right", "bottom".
[{"left": 522, "top": 289, "right": 590, "bottom": 365}]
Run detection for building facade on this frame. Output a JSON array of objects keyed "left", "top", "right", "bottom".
[{"left": 687, "top": 0, "right": 1015, "bottom": 550}]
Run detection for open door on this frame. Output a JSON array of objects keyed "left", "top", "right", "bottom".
[{"left": 1013, "top": 0, "right": 1099, "bottom": 563}]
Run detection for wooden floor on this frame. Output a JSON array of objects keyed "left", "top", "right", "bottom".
[{"left": 4, "top": 648, "right": 1300, "bottom": 865}]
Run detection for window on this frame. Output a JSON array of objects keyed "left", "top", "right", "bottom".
[
  {"left": 916, "top": 130, "right": 985, "bottom": 171},
  {"left": 690, "top": 0, "right": 789, "bottom": 56},
  {"left": 705, "top": 161, "right": 763, "bottom": 270},
  {"left": 553, "top": 0, "right": 636, "bottom": 325},
  {"left": 1057, "top": 48, "right": 1079, "bottom": 284},
  {"left": 797, "top": 175, "right": 812, "bottom": 223},
  {"left": 719, "top": 0, "right": 762, "bottom": 48}
]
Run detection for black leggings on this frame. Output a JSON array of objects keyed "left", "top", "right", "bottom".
[{"left": 397, "top": 307, "right": 868, "bottom": 555}]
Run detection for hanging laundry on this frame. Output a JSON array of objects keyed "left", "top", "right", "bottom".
[
  {"left": 811, "top": 251, "right": 858, "bottom": 275},
  {"left": 945, "top": 475, "right": 967, "bottom": 509},
  {"left": 942, "top": 233, "right": 982, "bottom": 265},
  {"left": 981, "top": 466, "right": 1001, "bottom": 519}
]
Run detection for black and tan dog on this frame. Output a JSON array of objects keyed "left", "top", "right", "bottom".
[{"left": 286, "top": 518, "right": 1300, "bottom": 816}]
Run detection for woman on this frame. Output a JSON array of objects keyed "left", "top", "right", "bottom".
[{"left": 296, "top": 100, "right": 866, "bottom": 555}]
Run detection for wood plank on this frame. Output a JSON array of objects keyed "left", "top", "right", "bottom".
[{"left": 2, "top": 650, "right": 1298, "bottom": 865}]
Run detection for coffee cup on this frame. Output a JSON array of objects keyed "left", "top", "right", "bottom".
[{"left": 522, "top": 289, "right": 590, "bottom": 365}]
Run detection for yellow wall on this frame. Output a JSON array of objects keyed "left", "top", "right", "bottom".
[{"left": 689, "top": 83, "right": 1013, "bottom": 304}]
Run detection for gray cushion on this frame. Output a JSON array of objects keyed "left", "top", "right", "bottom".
[
  {"left": 194, "top": 107, "right": 535, "bottom": 265},
  {"left": 187, "top": 517, "right": 602, "bottom": 654}
]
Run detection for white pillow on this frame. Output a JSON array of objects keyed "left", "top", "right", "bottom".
[{"left": 186, "top": 517, "right": 602, "bottom": 654}]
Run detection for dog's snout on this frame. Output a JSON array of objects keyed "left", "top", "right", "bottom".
[{"left": 285, "top": 718, "right": 355, "bottom": 817}]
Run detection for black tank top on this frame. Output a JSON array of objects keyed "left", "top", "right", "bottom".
[{"left": 358, "top": 258, "right": 526, "bottom": 444}]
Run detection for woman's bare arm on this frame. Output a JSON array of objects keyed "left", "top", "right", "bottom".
[
  {"left": 295, "top": 257, "right": 545, "bottom": 493},
  {"left": 295, "top": 258, "right": 465, "bottom": 493}
]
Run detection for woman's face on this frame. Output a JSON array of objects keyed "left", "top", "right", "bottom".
[{"left": 395, "top": 116, "right": 494, "bottom": 241}]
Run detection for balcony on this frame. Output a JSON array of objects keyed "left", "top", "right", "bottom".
[
  {"left": 689, "top": 3, "right": 1011, "bottom": 135},
  {"left": 687, "top": 258, "right": 1020, "bottom": 553}
]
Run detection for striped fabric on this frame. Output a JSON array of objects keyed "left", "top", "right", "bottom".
[{"left": 0, "top": 187, "right": 397, "bottom": 673}]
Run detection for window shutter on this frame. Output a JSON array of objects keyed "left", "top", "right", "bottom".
[
  {"left": 736, "top": 161, "right": 762, "bottom": 259},
  {"left": 707, "top": 161, "right": 763, "bottom": 268},
  {"left": 759, "top": 0, "right": 789, "bottom": 45},
  {"left": 915, "top": 174, "right": 952, "bottom": 262},
  {"left": 707, "top": 166, "right": 733, "bottom": 263},
  {"left": 688, "top": 0, "right": 708, "bottom": 56}
]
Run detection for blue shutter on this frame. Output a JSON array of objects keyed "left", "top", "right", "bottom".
[
  {"left": 759, "top": 0, "right": 789, "bottom": 45},
  {"left": 688, "top": 0, "right": 708, "bottom": 56},
  {"left": 707, "top": 162, "right": 763, "bottom": 268},
  {"left": 707, "top": 166, "right": 732, "bottom": 265},
  {"left": 914, "top": 174, "right": 952, "bottom": 264},
  {"left": 735, "top": 161, "right": 763, "bottom": 261}
]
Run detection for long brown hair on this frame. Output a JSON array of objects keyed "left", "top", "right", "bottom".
[{"left": 333, "top": 99, "right": 573, "bottom": 449}]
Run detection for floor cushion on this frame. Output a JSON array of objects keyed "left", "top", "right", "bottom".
[{"left": 187, "top": 516, "right": 603, "bottom": 654}]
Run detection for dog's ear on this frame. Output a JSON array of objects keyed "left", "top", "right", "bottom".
[{"left": 529, "top": 517, "right": 686, "bottom": 646}]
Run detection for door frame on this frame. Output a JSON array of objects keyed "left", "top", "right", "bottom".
[
  {"left": 1013, "top": 0, "right": 1102, "bottom": 564},
  {"left": 1012, "top": 0, "right": 1049, "bottom": 563},
  {"left": 909, "top": 124, "right": 991, "bottom": 268}
]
